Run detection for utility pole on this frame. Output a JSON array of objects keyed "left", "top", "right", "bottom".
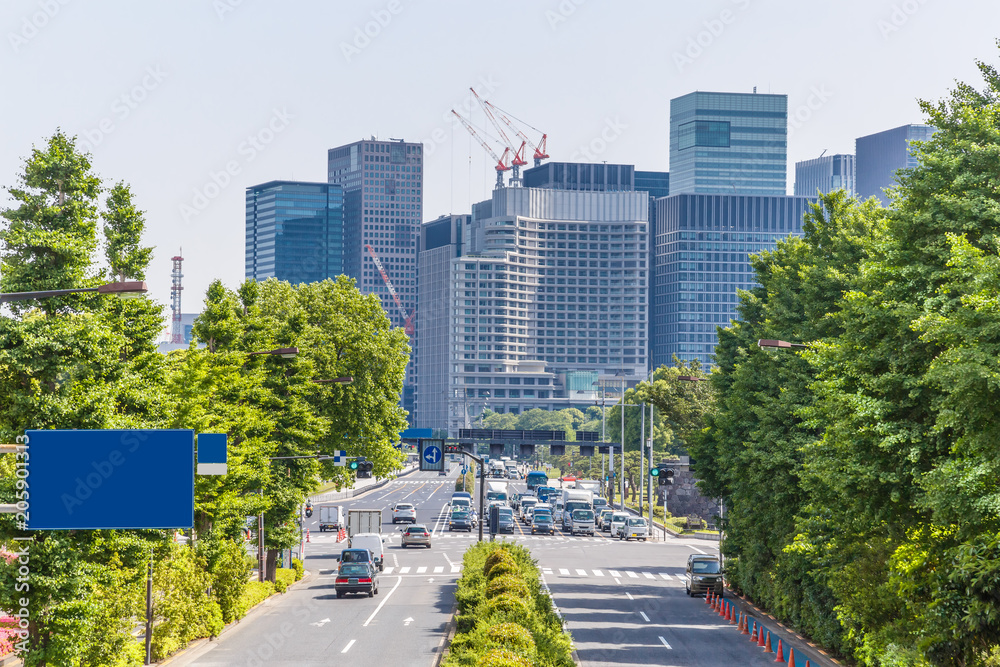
[
  {"left": 639, "top": 403, "right": 645, "bottom": 515},
  {"left": 144, "top": 549, "right": 153, "bottom": 665}
]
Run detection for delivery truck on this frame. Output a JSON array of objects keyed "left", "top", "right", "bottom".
[
  {"left": 318, "top": 505, "right": 345, "bottom": 532},
  {"left": 560, "top": 489, "right": 594, "bottom": 531},
  {"left": 347, "top": 509, "right": 383, "bottom": 538}
]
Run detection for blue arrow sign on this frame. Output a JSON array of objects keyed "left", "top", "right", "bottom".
[{"left": 423, "top": 445, "right": 441, "bottom": 464}]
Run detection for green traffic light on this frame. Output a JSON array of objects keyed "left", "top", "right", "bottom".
[
  {"left": 349, "top": 460, "right": 359, "bottom": 470},
  {"left": 650, "top": 467, "right": 660, "bottom": 477}
]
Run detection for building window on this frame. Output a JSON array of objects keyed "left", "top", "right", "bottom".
[{"left": 678, "top": 120, "right": 731, "bottom": 150}]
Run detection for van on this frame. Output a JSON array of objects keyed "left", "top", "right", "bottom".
[
  {"left": 685, "top": 555, "right": 723, "bottom": 597},
  {"left": 570, "top": 509, "right": 595, "bottom": 536},
  {"left": 349, "top": 533, "right": 385, "bottom": 571},
  {"left": 451, "top": 497, "right": 471, "bottom": 511}
]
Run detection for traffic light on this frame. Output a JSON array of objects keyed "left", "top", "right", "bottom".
[
  {"left": 650, "top": 466, "right": 660, "bottom": 479},
  {"left": 658, "top": 466, "right": 675, "bottom": 486},
  {"left": 353, "top": 458, "right": 374, "bottom": 478},
  {"left": 444, "top": 444, "right": 463, "bottom": 454},
  {"left": 348, "top": 459, "right": 360, "bottom": 471}
]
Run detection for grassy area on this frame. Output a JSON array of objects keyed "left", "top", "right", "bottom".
[{"left": 623, "top": 499, "right": 718, "bottom": 535}]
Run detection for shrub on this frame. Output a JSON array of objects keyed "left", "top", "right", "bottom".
[
  {"left": 475, "top": 648, "right": 533, "bottom": 667},
  {"left": 485, "top": 574, "right": 529, "bottom": 601},
  {"left": 483, "top": 593, "right": 533, "bottom": 623},
  {"left": 150, "top": 545, "right": 225, "bottom": 661},
  {"left": 485, "top": 561, "right": 519, "bottom": 582},
  {"left": 275, "top": 567, "right": 296, "bottom": 593},
  {"left": 291, "top": 557, "right": 304, "bottom": 581},
  {"left": 238, "top": 580, "right": 275, "bottom": 616},
  {"left": 202, "top": 538, "right": 252, "bottom": 623},
  {"left": 485, "top": 623, "right": 535, "bottom": 653},
  {"left": 483, "top": 550, "right": 518, "bottom": 577}
]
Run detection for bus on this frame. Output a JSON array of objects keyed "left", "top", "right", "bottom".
[{"left": 525, "top": 471, "right": 548, "bottom": 492}]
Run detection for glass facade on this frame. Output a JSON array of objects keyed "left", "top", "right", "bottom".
[
  {"left": 245, "top": 181, "right": 344, "bottom": 284},
  {"left": 522, "top": 162, "right": 635, "bottom": 192},
  {"left": 651, "top": 193, "right": 814, "bottom": 367},
  {"left": 669, "top": 91, "right": 787, "bottom": 196},
  {"left": 794, "top": 154, "right": 856, "bottom": 198},
  {"left": 855, "top": 124, "right": 935, "bottom": 205}
]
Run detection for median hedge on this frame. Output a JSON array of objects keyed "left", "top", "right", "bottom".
[{"left": 443, "top": 542, "right": 573, "bottom": 667}]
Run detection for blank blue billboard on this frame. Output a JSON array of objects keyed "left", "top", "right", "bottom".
[{"left": 27, "top": 429, "right": 194, "bottom": 530}]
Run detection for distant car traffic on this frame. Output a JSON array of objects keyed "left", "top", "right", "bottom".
[
  {"left": 597, "top": 508, "right": 614, "bottom": 530},
  {"left": 349, "top": 533, "right": 385, "bottom": 571},
  {"left": 685, "top": 555, "right": 724, "bottom": 597},
  {"left": 531, "top": 509, "right": 554, "bottom": 535},
  {"left": 497, "top": 507, "right": 515, "bottom": 533},
  {"left": 570, "top": 509, "right": 595, "bottom": 536},
  {"left": 335, "top": 562, "right": 379, "bottom": 598},
  {"left": 401, "top": 524, "right": 432, "bottom": 548},
  {"left": 618, "top": 517, "right": 648, "bottom": 541},
  {"left": 449, "top": 509, "right": 473, "bottom": 532},
  {"left": 608, "top": 512, "right": 629, "bottom": 537}
]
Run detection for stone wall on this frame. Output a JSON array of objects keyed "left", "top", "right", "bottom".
[{"left": 654, "top": 457, "right": 720, "bottom": 525}]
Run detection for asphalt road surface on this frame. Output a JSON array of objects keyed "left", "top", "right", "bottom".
[{"left": 168, "top": 468, "right": 803, "bottom": 666}]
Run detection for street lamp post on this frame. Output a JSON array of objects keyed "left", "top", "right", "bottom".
[
  {"left": 757, "top": 339, "right": 807, "bottom": 350},
  {"left": 0, "top": 280, "right": 148, "bottom": 303}
]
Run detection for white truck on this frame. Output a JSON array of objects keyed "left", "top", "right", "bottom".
[
  {"left": 561, "top": 489, "right": 594, "bottom": 530},
  {"left": 347, "top": 509, "right": 383, "bottom": 538},
  {"left": 486, "top": 480, "right": 509, "bottom": 505},
  {"left": 318, "top": 505, "right": 345, "bottom": 532},
  {"left": 574, "top": 480, "right": 601, "bottom": 493}
]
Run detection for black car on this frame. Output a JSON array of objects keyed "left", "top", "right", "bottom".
[
  {"left": 335, "top": 562, "right": 379, "bottom": 598},
  {"left": 497, "top": 509, "right": 515, "bottom": 534},
  {"left": 532, "top": 513, "right": 554, "bottom": 535},
  {"left": 449, "top": 509, "right": 474, "bottom": 532}
]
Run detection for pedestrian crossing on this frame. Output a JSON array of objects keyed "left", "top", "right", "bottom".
[
  {"left": 540, "top": 567, "right": 684, "bottom": 582},
  {"left": 383, "top": 565, "right": 463, "bottom": 575},
  {"left": 426, "top": 533, "right": 628, "bottom": 543}
]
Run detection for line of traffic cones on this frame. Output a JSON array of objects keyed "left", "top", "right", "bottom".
[{"left": 704, "top": 594, "right": 811, "bottom": 666}]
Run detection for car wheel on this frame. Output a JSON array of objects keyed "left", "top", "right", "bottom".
[
  {"left": 368, "top": 588, "right": 374, "bottom": 598},
  {"left": 336, "top": 591, "right": 344, "bottom": 599},
  {"left": 401, "top": 543, "right": 407, "bottom": 548},
  {"left": 379, "top": 562, "right": 384, "bottom": 571},
  {"left": 374, "top": 586, "right": 379, "bottom": 595}
]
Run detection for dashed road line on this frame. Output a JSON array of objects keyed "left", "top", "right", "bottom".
[
  {"left": 341, "top": 639, "right": 356, "bottom": 653},
  {"left": 639, "top": 611, "right": 650, "bottom": 622},
  {"left": 658, "top": 636, "right": 672, "bottom": 650}
]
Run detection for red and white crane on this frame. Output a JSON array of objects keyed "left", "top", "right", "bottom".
[
  {"left": 479, "top": 98, "right": 549, "bottom": 168},
  {"left": 470, "top": 88, "right": 527, "bottom": 185},
  {"left": 451, "top": 109, "right": 511, "bottom": 189},
  {"left": 365, "top": 244, "right": 414, "bottom": 336}
]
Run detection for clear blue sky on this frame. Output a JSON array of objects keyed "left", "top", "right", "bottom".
[{"left": 1, "top": 0, "right": 996, "bottom": 329}]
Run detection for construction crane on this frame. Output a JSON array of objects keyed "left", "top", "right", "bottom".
[
  {"left": 451, "top": 109, "right": 510, "bottom": 189},
  {"left": 479, "top": 99, "right": 549, "bottom": 168},
  {"left": 470, "top": 88, "right": 526, "bottom": 185},
  {"left": 365, "top": 244, "right": 415, "bottom": 336}
]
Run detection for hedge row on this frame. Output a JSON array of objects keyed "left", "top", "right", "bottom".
[{"left": 443, "top": 542, "right": 574, "bottom": 667}]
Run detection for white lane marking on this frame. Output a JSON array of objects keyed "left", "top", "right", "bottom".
[
  {"left": 383, "top": 567, "right": 395, "bottom": 574},
  {"left": 542, "top": 568, "right": 553, "bottom": 574},
  {"left": 400, "top": 567, "right": 411, "bottom": 574},
  {"left": 341, "top": 639, "right": 356, "bottom": 653},
  {"left": 626, "top": 571, "right": 638, "bottom": 579},
  {"left": 626, "top": 592, "right": 634, "bottom": 601},
  {"left": 362, "top": 576, "right": 402, "bottom": 627},
  {"left": 658, "top": 636, "right": 672, "bottom": 649},
  {"left": 451, "top": 565, "right": 461, "bottom": 573},
  {"left": 659, "top": 573, "right": 672, "bottom": 580},
  {"left": 433, "top": 566, "right": 444, "bottom": 574},
  {"left": 559, "top": 568, "right": 570, "bottom": 575},
  {"left": 392, "top": 553, "right": 399, "bottom": 567},
  {"left": 614, "top": 578, "right": 621, "bottom": 585},
  {"left": 575, "top": 569, "right": 587, "bottom": 576},
  {"left": 643, "top": 572, "right": 656, "bottom": 580},
  {"left": 593, "top": 570, "right": 604, "bottom": 577},
  {"left": 417, "top": 566, "right": 427, "bottom": 574},
  {"left": 640, "top": 611, "right": 650, "bottom": 622},
  {"left": 311, "top": 618, "right": 331, "bottom": 627},
  {"left": 687, "top": 544, "right": 707, "bottom": 554},
  {"left": 609, "top": 570, "right": 622, "bottom": 577}
]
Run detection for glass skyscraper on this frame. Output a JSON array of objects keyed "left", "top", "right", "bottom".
[
  {"left": 651, "top": 193, "right": 814, "bottom": 368},
  {"left": 245, "top": 180, "right": 344, "bottom": 284},
  {"left": 794, "top": 154, "right": 856, "bottom": 198},
  {"left": 327, "top": 138, "right": 423, "bottom": 332},
  {"left": 669, "top": 91, "right": 787, "bottom": 196},
  {"left": 855, "top": 124, "right": 936, "bottom": 205}
]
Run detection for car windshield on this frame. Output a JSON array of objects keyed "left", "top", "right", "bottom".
[
  {"left": 573, "top": 510, "right": 594, "bottom": 520},
  {"left": 692, "top": 560, "right": 721, "bottom": 574},
  {"left": 406, "top": 526, "right": 428, "bottom": 534},
  {"left": 627, "top": 518, "right": 646, "bottom": 526},
  {"left": 534, "top": 512, "right": 551, "bottom": 521},
  {"left": 395, "top": 504, "right": 413, "bottom": 509},
  {"left": 339, "top": 564, "right": 369, "bottom": 575},
  {"left": 498, "top": 509, "right": 513, "bottom": 517},
  {"left": 612, "top": 515, "right": 628, "bottom": 522},
  {"left": 341, "top": 551, "right": 370, "bottom": 562}
]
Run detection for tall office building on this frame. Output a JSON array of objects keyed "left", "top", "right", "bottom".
[
  {"left": 245, "top": 181, "right": 344, "bottom": 284},
  {"left": 327, "top": 138, "right": 423, "bottom": 331},
  {"left": 669, "top": 91, "right": 787, "bottom": 196},
  {"left": 414, "top": 180, "right": 649, "bottom": 434},
  {"left": 522, "top": 162, "right": 635, "bottom": 192},
  {"left": 794, "top": 154, "right": 856, "bottom": 197},
  {"left": 651, "top": 193, "right": 814, "bottom": 368},
  {"left": 855, "top": 124, "right": 935, "bottom": 205}
]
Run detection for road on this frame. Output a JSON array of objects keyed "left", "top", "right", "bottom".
[{"left": 169, "top": 468, "right": 803, "bottom": 666}]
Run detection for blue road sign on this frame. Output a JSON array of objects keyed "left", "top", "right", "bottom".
[
  {"left": 418, "top": 438, "right": 445, "bottom": 472},
  {"left": 28, "top": 429, "right": 195, "bottom": 530}
]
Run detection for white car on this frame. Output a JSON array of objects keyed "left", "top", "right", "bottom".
[
  {"left": 618, "top": 517, "right": 649, "bottom": 541},
  {"left": 608, "top": 512, "right": 629, "bottom": 538}
]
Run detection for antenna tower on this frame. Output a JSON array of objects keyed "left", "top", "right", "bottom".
[{"left": 170, "top": 250, "right": 184, "bottom": 344}]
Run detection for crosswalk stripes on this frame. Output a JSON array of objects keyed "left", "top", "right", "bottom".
[
  {"left": 433, "top": 566, "right": 444, "bottom": 573},
  {"left": 451, "top": 565, "right": 461, "bottom": 573},
  {"left": 626, "top": 571, "right": 639, "bottom": 578},
  {"left": 532, "top": 568, "right": 683, "bottom": 582},
  {"left": 643, "top": 572, "right": 656, "bottom": 580},
  {"left": 416, "top": 566, "right": 427, "bottom": 574},
  {"left": 575, "top": 569, "right": 587, "bottom": 576}
]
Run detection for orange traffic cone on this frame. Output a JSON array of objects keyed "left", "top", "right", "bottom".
[
  {"left": 758, "top": 626, "right": 767, "bottom": 647},
  {"left": 774, "top": 638, "right": 786, "bottom": 662},
  {"left": 306, "top": 530, "right": 311, "bottom": 543},
  {"left": 750, "top": 621, "right": 759, "bottom": 642},
  {"left": 763, "top": 631, "right": 774, "bottom": 654},
  {"left": 787, "top": 647, "right": 796, "bottom": 666},
  {"left": 741, "top": 613, "right": 750, "bottom": 634},
  {"left": 711, "top": 594, "right": 718, "bottom": 611},
  {"left": 718, "top": 600, "right": 726, "bottom": 617},
  {"left": 706, "top": 590, "right": 713, "bottom": 606}
]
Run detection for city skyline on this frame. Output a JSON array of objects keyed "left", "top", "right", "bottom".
[{"left": 1, "top": 1, "right": 997, "bottom": 317}]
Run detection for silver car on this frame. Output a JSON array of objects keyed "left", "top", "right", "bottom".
[{"left": 400, "top": 524, "right": 432, "bottom": 548}]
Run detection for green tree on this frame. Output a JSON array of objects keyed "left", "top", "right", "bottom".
[{"left": 102, "top": 182, "right": 153, "bottom": 283}]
